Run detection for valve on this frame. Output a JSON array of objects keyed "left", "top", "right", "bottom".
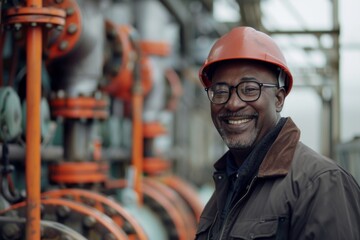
[{"left": 0, "top": 87, "right": 22, "bottom": 142}]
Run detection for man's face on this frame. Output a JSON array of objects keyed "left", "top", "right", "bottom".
[{"left": 210, "top": 60, "right": 285, "bottom": 151}]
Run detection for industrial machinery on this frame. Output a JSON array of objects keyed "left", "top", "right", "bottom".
[
  {"left": 0, "top": 0, "right": 351, "bottom": 239},
  {"left": 0, "top": 0, "right": 209, "bottom": 239}
]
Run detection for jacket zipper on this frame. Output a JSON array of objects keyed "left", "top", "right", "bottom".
[{"left": 217, "top": 176, "right": 258, "bottom": 240}]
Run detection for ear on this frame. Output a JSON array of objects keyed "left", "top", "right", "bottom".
[{"left": 275, "top": 88, "right": 286, "bottom": 112}]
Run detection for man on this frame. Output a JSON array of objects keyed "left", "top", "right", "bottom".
[{"left": 195, "top": 26, "right": 360, "bottom": 240}]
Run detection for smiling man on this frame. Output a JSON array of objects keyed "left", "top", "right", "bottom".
[{"left": 195, "top": 27, "right": 360, "bottom": 240}]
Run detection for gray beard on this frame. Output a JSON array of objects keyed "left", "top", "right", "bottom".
[{"left": 218, "top": 127, "right": 258, "bottom": 150}]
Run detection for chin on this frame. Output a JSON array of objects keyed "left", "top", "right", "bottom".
[{"left": 223, "top": 136, "right": 255, "bottom": 150}]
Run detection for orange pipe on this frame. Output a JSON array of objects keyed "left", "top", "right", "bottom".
[
  {"left": 129, "top": 31, "right": 145, "bottom": 204},
  {"left": 132, "top": 83, "right": 144, "bottom": 204},
  {"left": 25, "top": 0, "right": 42, "bottom": 239}
]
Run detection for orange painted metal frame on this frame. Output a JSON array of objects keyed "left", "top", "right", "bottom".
[
  {"left": 50, "top": 97, "right": 109, "bottom": 119},
  {"left": 143, "top": 178, "right": 196, "bottom": 240},
  {"left": 132, "top": 85, "right": 144, "bottom": 204},
  {"left": 52, "top": 108, "right": 109, "bottom": 119},
  {"left": 160, "top": 175, "right": 204, "bottom": 221},
  {"left": 42, "top": 188, "right": 148, "bottom": 240},
  {"left": 143, "top": 121, "right": 167, "bottom": 138},
  {"left": 24, "top": 1, "right": 43, "bottom": 239},
  {"left": 0, "top": 198, "right": 129, "bottom": 239},
  {"left": 143, "top": 157, "right": 171, "bottom": 175},
  {"left": 49, "top": 162, "right": 109, "bottom": 184},
  {"left": 2, "top": 1, "right": 67, "bottom": 238},
  {"left": 50, "top": 97, "right": 108, "bottom": 108},
  {"left": 140, "top": 40, "right": 171, "bottom": 57},
  {"left": 102, "top": 22, "right": 153, "bottom": 100},
  {"left": 5, "top": 7, "right": 66, "bottom": 26},
  {"left": 45, "top": 0, "right": 82, "bottom": 59},
  {"left": 104, "top": 177, "right": 201, "bottom": 239},
  {"left": 129, "top": 31, "right": 146, "bottom": 205},
  {"left": 102, "top": 23, "right": 134, "bottom": 100}
]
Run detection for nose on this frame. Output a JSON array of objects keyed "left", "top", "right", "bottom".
[{"left": 224, "top": 88, "right": 247, "bottom": 111}]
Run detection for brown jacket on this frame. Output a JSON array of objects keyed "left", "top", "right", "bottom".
[{"left": 195, "top": 118, "right": 360, "bottom": 240}]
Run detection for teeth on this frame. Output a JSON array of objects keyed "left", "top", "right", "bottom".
[{"left": 228, "top": 119, "right": 251, "bottom": 125}]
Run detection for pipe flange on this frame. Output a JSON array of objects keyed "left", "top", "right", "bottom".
[
  {"left": 4, "top": 7, "right": 66, "bottom": 30},
  {"left": 44, "top": 0, "right": 83, "bottom": 59},
  {"left": 50, "top": 96, "right": 109, "bottom": 120}
]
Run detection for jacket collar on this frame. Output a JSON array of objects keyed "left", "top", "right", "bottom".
[
  {"left": 213, "top": 117, "right": 300, "bottom": 178},
  {"left": 258, "top": 117, "right": 300, "bottom": 177}
]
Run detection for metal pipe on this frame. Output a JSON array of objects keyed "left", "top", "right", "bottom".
[
  {"left": 47, "top": 0, "right": 106, "bottom": 161},
  {"left": 133, "top": 0, "right": 168, "bottom": 122},
  {"left": 0, "top": 144, "right": 130, "bottom": 162},
  {"left": 132, "top": 87, "right": 144, "bottom": 204},
  {"left": 131, "top": 35, "right": 144, "bottom": 204},
  {"left": 25, "top": 0, "right": 42, "bottom": 239},
  {"left": 331, "top": 0, "right": 341, "bottom": 158}
]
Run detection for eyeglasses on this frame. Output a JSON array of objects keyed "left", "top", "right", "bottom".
[{"left": 205, "top": 80, "right": 279, "bottom": 104}]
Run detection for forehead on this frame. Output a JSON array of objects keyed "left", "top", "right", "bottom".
[{"left": 212, "top": 60, "right": 277, "bottom": 82}]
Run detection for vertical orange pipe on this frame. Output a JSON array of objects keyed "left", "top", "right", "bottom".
[
  {"left": 25, "top": 0, "right": 42, "bottom": 239},
  {"left": 132, "top": 81, "right": 144, "bottom": 204},
  {"left": 130, "top": 33, "right": 144, "bottom": 204}
]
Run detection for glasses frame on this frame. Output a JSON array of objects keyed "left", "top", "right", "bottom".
[{"left": 205, "top": 80, "right": 279, "bottom": 104}]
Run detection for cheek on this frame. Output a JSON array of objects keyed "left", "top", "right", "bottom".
[
  {"left": 252, "top": 99, "right": 278, "bottom": 123},
  {"left": 257, "top": 105, "right": 279, "bottom": 131}
]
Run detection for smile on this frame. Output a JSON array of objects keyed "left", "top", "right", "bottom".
[{"left": 227, "top": 118, "right": 252, "bottom": 125}]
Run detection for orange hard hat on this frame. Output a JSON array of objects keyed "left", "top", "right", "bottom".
[{"left": 199, "top": 26, "right": 293, "bottom": 95}]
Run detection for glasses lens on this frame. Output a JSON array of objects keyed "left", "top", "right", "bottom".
[
  {"left": 237, "top": 81, "right": 261, "bottom": 101},
  {"left": 208, "top": 84, "right": 229, "bottom": 104}
]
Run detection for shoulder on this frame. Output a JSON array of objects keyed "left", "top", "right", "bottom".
[
  {"left": 288, "top": 142, "right": 360, "bottom": 195},
  {"left": 286, "top": 144, "right": 360, "bottom": 239},
  {"left": 292, "top": 142, "right": 346, "bottom": 178}
]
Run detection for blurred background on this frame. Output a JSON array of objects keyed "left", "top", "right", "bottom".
[{"left": 0, "top": 0, "right": 359, "bottom": 239}]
